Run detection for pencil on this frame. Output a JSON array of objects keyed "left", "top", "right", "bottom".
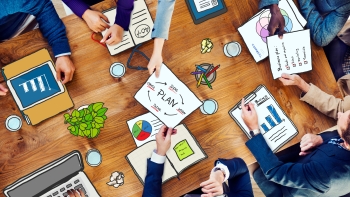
[
  {"left": 197, "top": 73, "right": 203, "bottom": 87},
  {"left": 202, "top": 74, "right": 212, "bottom": 89},
  {"left": 206, "top": 65, "right": 220, "bottom": 78}
]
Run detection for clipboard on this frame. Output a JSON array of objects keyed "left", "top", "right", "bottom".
[
  {"left": 228, "top": 85, "right": 298, "bottom": 152},
  {"left": 1, "top": 48, "right": 74, "bottom": 125}
]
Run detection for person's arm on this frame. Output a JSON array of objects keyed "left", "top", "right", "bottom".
[
  {"left": 258, "top": 1, "right": 286, "bottom": 37},
  {"left": 258, "top": 0, "right": 278, "bottom": 10},
  {"left": 279, "top": 73, "right": 350, "bottom": 119},
  {"left": 298, "top": 0, "right": 349, "bottom": 46},
  {"left": 245, "top": 134, "right": 331, "bottom": 192},
  {"left": 114, "top": 0, "right": 134, "bottom": 31},
  {"left": 217, "top": 158, "right": 254, "bottom": 197},
  {"left": 142, "top": 125, "right": 177, "bottom": 197},
  {"left": 147, "top": 0, "right": 175, "bottom": 77}
]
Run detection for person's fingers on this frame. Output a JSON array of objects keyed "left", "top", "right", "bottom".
[
  {"left": 281, "top": 73, "right": 291, "bottom": 79},
  {"left": 105, "top": 35, "right": 115, "bottom": 45},
  {"left": 299, "top": 151, "right": 311, "bottom": 156},
  {"left": 98, "top": 12, "right": 109, "bottom": 23},
  {"left": 278, "top": 28, "right": 286, "bottom": 39},
  {"left": 56, "top": 67, "right": 62, "bottom": 82},
  {"left": 200, "top": 179, "right": 214, "bottom": 187},
  {"left": 300, "top": 143, "right": 313, "bottom": 152},
  {"left": 100, "top": 30, "right": 111, "bottom": 43},
  {"left": 248, "top": 102, "right": 256, "bottom": 113},
  {"left": 77, "top": 188, "right": 85, "bottom": 197},
  {"left": 155, "top": 65, "right": 160, "bottom": 78},
  {"left": 61, "top": 71, "right": 70, "bottom": 84},
  {"left": 202, "top": 182, "right": 217, "bottom": 190},
  {"left": 268, "top": 25, "right": 278, "bottom": 36},
  {"left": 165, "top": 127, "right": 172, "bottom": 141},
  {"left": 0, "top": 84, "right": 8, "bottom": 92},
  {"left": 148, "top": 64, "right": 155, "bottom": 75},
  {"left": 172, "top": 129, "right": 177, "bottom": 135},
  {"left": 241, "top": 98, "right": 247, "bottom": 114},
  {"left": 99, "top": 20, "right": 110, "bottom": 29},
  {"left": 0, "top": 91, "right": 6, "bottom": 96}
]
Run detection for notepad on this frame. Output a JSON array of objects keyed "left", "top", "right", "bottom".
[
  {"left": 229, "top": 85, "right": 298, "bottom": 152},
  {"left": 102, "top": 0, "right": 153, "bottom": 55},
  {"left": 238, "top": 0, "right": 307, "bottom": 62},
  {"left": 126, "top": 124, "right": 207, "bottom": 184}
]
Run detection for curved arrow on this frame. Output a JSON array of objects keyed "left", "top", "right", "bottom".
[
  {"left": 148, "top": 90, "right": 151, "bottom": 102},
  {"left": 156, "top": 82, "right": 167, "bottom": 85},
  {"left": 179, "top": 94, "right": 184, "bottom": 104},
  {"left": 164, "top": 112, "right": 177, "bottom": 116}
]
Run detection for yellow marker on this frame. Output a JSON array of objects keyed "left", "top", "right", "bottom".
[{"left": 197, "top": 73, "right": 204, "bottom": 87}]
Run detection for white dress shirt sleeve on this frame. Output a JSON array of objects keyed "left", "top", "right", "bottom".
[{"left": 150, "top": 150, "right": 166, "bottom": 164}]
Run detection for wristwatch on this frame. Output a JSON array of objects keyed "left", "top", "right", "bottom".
[
  {"left": 249, "top": 129, "right": 260, "bottom": 138},
  {"left": 213, "top": 167, "right": 226, "bottom": 179}
]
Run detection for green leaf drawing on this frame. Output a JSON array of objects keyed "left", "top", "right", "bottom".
[
  {"left": 93, "top": 102, "right": 103, "bottom": 112},
  {"left": 64, "top": 113, "right": 70, "bottom": 120},
  {"left": 92, "top": 111, "right": 97, "bottom": 118},
  {"left": 102, "top": 115, "right": 107, "bottom": 120},
  {"left": 71, "top": 117, "right": 78, "bottom": 123},
  {"left": 72, "top": 109, "right": 79, "bottom": 118},
  {"left": 78, "top": 129, "right": 85, "bottom": 137},
  {"left": 80, "top": 123, "right": 87, "bottom": 131},
  {"left": 86, "top": 122, "right": 92, "bottom": 130},
  {"left": 91, "top": 128, "right": 100, "bottom": 138},
  {"left": 84, "top": 128, "right": 91, "bottom": 137},
  {"left": 79, "top": 110, "right": 85, "bottom": 117},
  {"left": 88, "top": 104, "right": 93, "bottom": 112},
  {"left": 94, "top": 117, "right": 104, "bottom": 124},
  {"left": 68, "top": 126, "right": 78, "bottom": 136},
  {"left": 85, "top": 114, "right": 93, "bottom": 121},
  {"left": 97, "top": 107, "right": 107, "bottom": 117}
]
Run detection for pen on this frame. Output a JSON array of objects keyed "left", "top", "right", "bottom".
[
  {"left": 196, "top": 65, "right": 207, "bottom": 73},
  {"left": 206, "top": 65, "right": 220, "bottom": 77},
  {"left": 191, "top": 71, "right": 204, "bottom": 75},
  {"left": 197, "top": 73, "right": 203, "bottom": 87},
  {"left": 205, "top": 64, "right": 214, "bottom": 76},
  {"left": 202, "top": 74, "right": 212, "bottom": 89}
]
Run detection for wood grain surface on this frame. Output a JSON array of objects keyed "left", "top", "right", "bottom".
[{"left": 0, "top": 0, "right": 340, "bottom": 196}]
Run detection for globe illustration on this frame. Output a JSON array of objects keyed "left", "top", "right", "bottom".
[{"left": 256, "top": 9, "right": 293, "bottom": 43}]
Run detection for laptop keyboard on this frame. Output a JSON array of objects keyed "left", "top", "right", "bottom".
[{"left": 43, "top": 178, "right": 88, "bottom": 197}]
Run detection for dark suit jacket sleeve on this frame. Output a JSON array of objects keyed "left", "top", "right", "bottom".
[
  {"left": 142, "top": 159, "right": 164, "bottom": 197},
  {"left": 319, "top": 130, "right": 340, "bottom": 143},
  {"left": 246, "top": 134, "right": 331, "bottom": 193},
  {"left": 258, "top": 0, "right": 278, "bottom": 9},
  {"left": 217, "top": 158, "right": 253, "bottom": 197}
]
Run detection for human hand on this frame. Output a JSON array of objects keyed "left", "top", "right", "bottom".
[
  {"left": 0, "top": 84, "right": 8, "bottom": 96},
  {"left": 66, "top": 189, "right": 85, "bottom": 197},
  {"left": 200, "top": 170, "right": 224, "bottom": 197},
  {"left": 241, "top": 98, "right": 259, "bottom": 130},
  {"left": 55, "top": 56, "right": 75, "bottom": 84},
  {"left": 299, "top": 133, "right": 323, "bottom": 156},
  {"left": 147, "top": 38, "right": 165, "bottom": 78},
  {"left": 268, "top": 4, "right": 286, "bottom": 38},
  {"left": 82, "top": 9, "right": 110, "bottom": 33},
  {"left": 155, "top": 125, "right": 177, "bottom": 156},
  {"left": 279, "top": 73, "right": 310, "bottom": 93},
  {"left": 100, "top": 24, "right": 124, "bottom": 45}
]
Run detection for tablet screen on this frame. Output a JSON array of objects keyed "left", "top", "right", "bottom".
[{"left": 9, "top": 63, "right": 61, "bottom": 109}]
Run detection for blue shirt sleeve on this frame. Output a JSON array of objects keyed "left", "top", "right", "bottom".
[{"left": 151, "top": 0, "right": 176, "bottom": 40}]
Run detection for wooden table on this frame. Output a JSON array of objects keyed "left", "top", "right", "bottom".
[{"left": 0, "top": 0, "right": 340, "bottom": 196}]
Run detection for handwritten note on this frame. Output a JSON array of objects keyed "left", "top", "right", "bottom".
[
  {"left": 267, "top": 29, "right": 312, "bottom": 79},
  {"left": 134, "top": 64, "right": 202, "bottom": 128},
  {"left": 173, "top": 140, "right": 194, "bottom": 161}
]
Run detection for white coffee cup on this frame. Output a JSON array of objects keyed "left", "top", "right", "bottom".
[
  {"left": 5, "top": 115, "right": 22, "bottom": 132},
  {"left": 110, "top": 62, "right": 126, "bottom": 78},
  {"left": 223, "top": 42, "right": 242, "bottom": 57},
  {"left": 200, "top": 99, "right": 219, "bottom": 115}
]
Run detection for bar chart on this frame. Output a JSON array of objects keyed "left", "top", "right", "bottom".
[{"left": 261, "top": 105, "right": 283, "bottom": 132}]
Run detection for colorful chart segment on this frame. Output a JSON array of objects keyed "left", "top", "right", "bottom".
[{"left": 132, "top": 120, "right": 152, "bottom": 141}]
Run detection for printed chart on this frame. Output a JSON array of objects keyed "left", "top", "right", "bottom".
[
  {"left": 260, "top": 105, "right": 283, "bottom": 132},
  {"left": 132, "top": 120, "right": 152, "bottom": 141}
]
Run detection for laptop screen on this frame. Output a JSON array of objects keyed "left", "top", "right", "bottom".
[
  {"left": 7, "top": 153, "right": 82, "bottom": 197},
  {"left": 9, "top": 63, "right": 61, "bottom": 108}
]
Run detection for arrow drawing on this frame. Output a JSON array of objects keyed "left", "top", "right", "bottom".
[
  {"left": 164, "top": 112, "right": 177, "bottom": 116},
  {"left": 148, "top": 90, "right": 151, "bottom": 102},
  {"left": 156, "top": 82, "right": 167, "bottom": 85},
  {"left": 179, "top": 94, "right": 184, "bottom": 104}
]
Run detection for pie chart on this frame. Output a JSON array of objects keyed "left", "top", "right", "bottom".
[{"left": 132, "top": 120, "right": 152, "bottom": 141}]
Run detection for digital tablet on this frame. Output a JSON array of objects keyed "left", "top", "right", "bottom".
[{"left": 6, "top": 61, "right": 64, "bottom": 111}]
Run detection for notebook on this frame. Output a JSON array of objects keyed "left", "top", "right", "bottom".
[
  {"left": 126, "top": 124, "right": 207, "bottom": 184},
  {"left": 1, "top": 48, "right": 74, "bottom": 125},
  {"left": 185, "top": 0, "right": 227, "bottom": 24},
  {"left": 102, "top": 0, "right": 154, "bottom": 55},
  {"left": 229, "top": 85, "right": 298, "bottom": 152},
  {"left": 238, "top": 0, "right": 307, "bottom": 62}
]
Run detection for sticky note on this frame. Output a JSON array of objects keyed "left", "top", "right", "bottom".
[{"left": 173, "top": 139, "right": 194, "bottom": 161}]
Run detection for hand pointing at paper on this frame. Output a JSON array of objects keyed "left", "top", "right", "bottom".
[{"left": 268, "top": 4, "right": 286, "bottom": 38}]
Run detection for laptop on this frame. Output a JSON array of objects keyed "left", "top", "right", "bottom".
[{"left": 3, "top": 151, "right": 100, "bottom": 197}]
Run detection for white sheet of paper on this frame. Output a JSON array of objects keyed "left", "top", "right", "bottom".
[
  {"left": 125, "top": 141, "right": 178, "bottom": 184},
  {"left": 194, "top": 0, "right": 219, "bottom": 12},
  {"left": 267, "top": 29, "right": 312, "bottom": 79},
  {"left": 229, "top": 85, "right": 298, "bottom": 152},
  {"left": 127, "top": 112, "right": 163, "bottom": 147},
  {"left": 134, "top": 64, "right": 202, "bottom": 128},
  {"left": 238, "top": 0, "right": 306, "bottom": 62},
  {"left": 102, "top": 0, "right": 153, "bottom": 55}
]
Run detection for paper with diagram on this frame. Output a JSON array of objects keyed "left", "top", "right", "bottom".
[
  {"left": 238, "top": 0, "right": 307, "bottom": 62},
  {"left": 125, "top": 124, "right": 207, "bottom": 184},
  {"left": 127, "top": 112, "right": 164, "bottom": 147},
  {"left": 267, "top": 29, "right": 312, "bottom": 79},
  {"left": 229, "top": 85, "right": 298, "bottom": 152},
  {"left": 134, "top": 64, "right": 202, "bottom": 128},
  {"left": 102, "top": 0, "right": 153, "bottom": 55}
]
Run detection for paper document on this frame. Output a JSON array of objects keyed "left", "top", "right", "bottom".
[
  {"left": 134, "top": 64, "right": 202, "bottom": 128},
  {"left": 238, "top": 0, "right": 306, "bottom": 62},
  {"left": 102, "top": 0, "right": 153, "bottom": 55},
  {"left": 267, "top": 29, "right": 312, "bottom": 79},
  {"left": 229, "top": 85, "right": 298, "bottom": 152},
  {"left": 194, "top": 0, "right": 219, "bottom": 12}
]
